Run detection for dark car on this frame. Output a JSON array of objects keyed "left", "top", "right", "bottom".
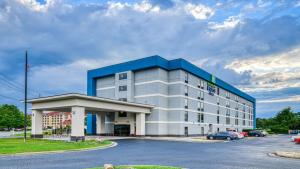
[
  {"left": 248, "top": 130, "right": 265, "bottom": 137},
  {"left": 207, "top": 132, "right": 238, "bottom": 140}
]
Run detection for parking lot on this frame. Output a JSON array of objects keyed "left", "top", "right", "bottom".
[{"left": 0, "top": 135, "right": 300, "bottom": 169}]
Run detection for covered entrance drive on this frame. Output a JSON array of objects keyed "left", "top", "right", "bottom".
[{"left": 28, "top": 93, "right": 153, "bottom": 141}]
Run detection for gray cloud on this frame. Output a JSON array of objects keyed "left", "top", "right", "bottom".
[{"left": 0, "top": 0, "right": 300, "bottom": 116}]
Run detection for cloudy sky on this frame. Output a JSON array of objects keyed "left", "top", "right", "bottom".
[{"left": 0, "top": 0, "right": 300, "bottom": 118}]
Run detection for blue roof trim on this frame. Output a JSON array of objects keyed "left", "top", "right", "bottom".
[{"left": 87, "top": 55, "right": 255, "bottom": 103}]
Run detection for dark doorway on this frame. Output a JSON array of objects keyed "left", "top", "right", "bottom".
[
  {"left": 114, "top": 125, "right": 130, "bottom": 136},
  {"left": 184, "top": 127, "right": 188, "bottom": 137}
]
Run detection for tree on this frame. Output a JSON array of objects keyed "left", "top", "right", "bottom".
[
  {"left": 274, "top": 107, "right": 299, "bottom": 130},
  {"left": 0, "top": 104, "right": 30, "bottom": 130},
  {"left": 256, "top": 107, "right": 300, "bottom": 134}
]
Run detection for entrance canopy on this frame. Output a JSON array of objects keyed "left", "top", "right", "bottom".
[
  {"left": 27, "top": 93, "right": 153, "bottom": 141},
  {"left": 28, "top": 93, "right": 153, "bottom": 113}
]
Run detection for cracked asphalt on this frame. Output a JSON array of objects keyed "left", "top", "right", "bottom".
[{"left": 0, "top": 135, "right": 300, "bottom": 169}]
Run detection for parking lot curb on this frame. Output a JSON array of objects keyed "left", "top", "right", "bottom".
[{"left": 270, "top": 151, "right": 300, "bottom": 159}]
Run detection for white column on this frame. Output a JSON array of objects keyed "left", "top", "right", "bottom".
[
  {"left": 96, "top": 113, "right": 105, "bottom": 135},
  {"left": 31, "top": 110, "right": 43, "bottom": 138},
  {"left": 71, "top": 106, "right": 85, "bottom": 141},
  {"left": 136, "top": 113, "right": 145, "bottom": 136}
]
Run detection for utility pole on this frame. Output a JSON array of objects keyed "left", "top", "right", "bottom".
[{"left": 24, "top": 51, "right": 28, "bottom": 142}]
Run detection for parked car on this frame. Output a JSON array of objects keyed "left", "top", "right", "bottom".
[
  {"left": 260, "top": 130, "right": 268, "bottom": 136},
  {"left": 241, "top": 132, "right": 249, "bottom": 137},
  {"left": 291, "top": 134, "right": 300, "bottom": 142},
  {"left": 295, "top": 137, "right": 300, "bottom": 144},
  {"left": 228, "top": 131, "right": 244, "bottom": 139},
  {"left": 207, "top": 132, "right": 238, "bottom": 140},
  {"left": 248, "top": 130, "right": 266, "bottom": 137}
]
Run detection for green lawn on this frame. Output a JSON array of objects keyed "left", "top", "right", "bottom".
[
  {"left": 0, "top": 138, "right": 112, "bottom": 154},
  {"left": 89, "top": 165, "right": 181, "bottom": 169}
]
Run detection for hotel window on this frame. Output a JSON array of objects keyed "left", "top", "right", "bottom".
[
  {"left": 235, "top": 119, "right": 239, "bottom": 125},
  {"left": 226, "top": 100, "right": 230, "bottom": 108},
  {"left": 217, "top": 97, "right": 220, "bottom": 105},
  {"left": 200, "top": 91, "right": 204, "bottom": 100},
  {"left": 226, "top": 110, "right": 230, "bottom": 125},
  {"left": 226, "top": 109, "right": 230, "bottom": 116},
  {"left": 217, "top": 87, "right": 220, "bottom": 95},
  {"left": 243, "top": 120, "right": 246, "bottom": 126},
  {"left": 200, "top": 102, "right": 204, "bottom": 111},
  {"left": 198, "top": 91, "right": 204, "bottom": 100},
  {"left": 226, "top": 91, "right": 230, "bottom": 99},
  {"left": 184, "top": 72, "right": 188, "bottom": 83},
  {"left": 119, "top": 73, "right": 127, "bottom": 80},
  {"left": 119, "top": 85, "right": 127, "bottom": 91},
  {"left": 200, "top": 80, "right": 205, "bottom": 89},
  {"left": 198, "top": 113, "right": 204, "bottom": 123},
  {"left": 217, "top": 116, "right": 220, "bottom": 124},
  {"left": 234, "top": 95, "right": 238, "bottom": 102},
  {"left": 184, "top": 111, "right": 188, "bottom": 122},
  {"left": 184, "top": 85, "right": 188, "bottom": 96},
  {"left": 118, "top": 112, "right": 127, "bottom": 117},
  {"left": 243, "top": 113, "right": 246, "bottom": 119},
  {"left": 217, "top": 107, "right": 220, "bottom": 114},
  {"left": 235, "top": 111, "right": 239, "bottom": 118},
  {"left": 184, "top": 98, "right": 188, "bottom": 109},
  {"left": 243, "top": 103, "right": 246, "bottom": 112},
  {"left": 226, "top": 117, "right": 230, "bottom": 125}
]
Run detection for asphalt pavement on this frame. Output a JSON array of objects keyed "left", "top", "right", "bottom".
[{"left": 0, "top": 135, "right": 300, "bottom": 169}]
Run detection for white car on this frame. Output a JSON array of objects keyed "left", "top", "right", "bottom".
[
  {"left": 228, "top": 131, "right": 244, "bottom": 139},
  {"left": 291, "top": 133, "right": 300, "bottom": 142}
]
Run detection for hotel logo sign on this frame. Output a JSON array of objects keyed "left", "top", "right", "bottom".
[{"left": 208, "top": 75, "right": 216, "bottom": 96}]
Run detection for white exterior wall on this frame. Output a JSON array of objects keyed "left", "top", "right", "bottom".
[
  {"left": 95, "top": 68, "right": 254, "bottom": 136},
  {"left": 71, "top": 107, "right": 85, "bottom": 137},
  {"left": 31, "top": 110, "right": 43, "bottom": 135}
]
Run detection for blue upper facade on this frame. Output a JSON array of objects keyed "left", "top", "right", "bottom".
[{"left": 87, "top": 55, "right": 255, "bottom": 104}]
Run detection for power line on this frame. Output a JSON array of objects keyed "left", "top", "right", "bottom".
[
  {"left": 0, "top": 74, "right": 40, "bottom": 97},
  {"left": 0, "top": 72, "right": 24, "bottom": 89},
  {"left": 0, "top": 79, "right": 24, "bottom": 93},
  {"left": 0, "top": 94, "right": 21, "bottom": 101}
]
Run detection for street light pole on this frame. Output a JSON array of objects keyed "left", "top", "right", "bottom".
[{"left": 24, "top": 51, "right": 28, "bottom": 142}]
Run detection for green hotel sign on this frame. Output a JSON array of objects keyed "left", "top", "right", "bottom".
[
  {"left": 208, "top": 75, "right": 216, "bottom": 96},
  {"left": 211, "top": 75, "right": 216, "bottom": 84}
]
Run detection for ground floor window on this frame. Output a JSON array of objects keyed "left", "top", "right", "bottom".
[
  {"left": 184, "top": 127, "right": 188, "bottom": 136},
  {"left": 226, "top": 117, "right": 230, "bottom": 125},
  {"left": 235, "top": 119, "right": 238, "bottom": 125}
]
